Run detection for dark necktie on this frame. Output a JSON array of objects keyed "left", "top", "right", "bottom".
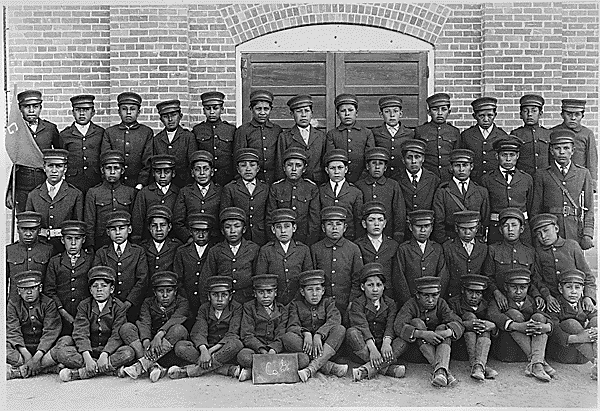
[
  {"left": 411, "top": 175, "right": 418, "bottom": 189},
  {"left": 460, "top": 182, "right": 467, "bottom": 196},
  {"left": 561, "top": 167, "right": 567, "bottom": 176},
  {"left": 116, "top": 245, "right": 122, "bottom": 258}
]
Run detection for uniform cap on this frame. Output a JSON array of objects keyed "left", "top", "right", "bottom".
[
  {"left": 519, "top": 94, "right": 545, "bottom": 108},
  {"left": 253, "top": 274, "right": 278, "bottom": 290},
  {"left": 299, "top": 269, "right": 326, "bottom": 286},
  {"left": 16, "top": 211, "right": 42, "bottom": 228},
  {"left": 408, "top": 209, "right": 434, "bottom": 225},
  {"left": 504, "top": 268, "right": 531, "bottom": 285},
  {"left": 151, "top": 154, "right": 176, "bottom": 169},
  {"left": 60, "top": 220, "right": 86, "bottom": 236},
  {"left": 17, "top": 90, "right": 42, "bottom": 105},
  {"left": 493, "top": 136, "right": 523, "bottom": 152},
  {"left": 282, "top": 147, "right": 308, "bottom": 163},
  {"left": 147, "top": 205, "right": 172, "bottom": 222},
  {"left": 250, "top": 90, "right": 274, "bottom": 104},
  {"left": 334, "top": 93, "right": 358, "bottom": 108},
  {"left": 365, "top": 147, "right": 390, "bottom": 162},
  {"left": 151, "top": 271, "right": 178, "bottom": 287},
  {"left": 70, "top": 94, "right": 95, "bottom": 108},
  {"left": 42, "top": 149, "right": 69, "bottom": 164},
  {"left": 156, "top": 99, "right": 181, "bottom": 115},
  {"left": 449, "top": 148, "right": 474, "bottom": 163},
  {"left": 320, "top": 206, "right": 347, "bottom": 221},
  {"left": 453, "top": 210, "right": 480, "bottom": 228},
  {"left": 550, "top": 129, "right": 576, "bottom": 145},
  {"left": 88, "top": 266, "right": 116, "bottom": 285},
  {"left": 287, "top": 95, "right": 313, "bottom": 110},
  {"left": 561, "top": 99, "right": 586, "bottom": 112},
  {"left": 105, "top": 210, "right": 131, "bottom": 227},
  {"left": 530, "top": 213, "right": 558, "bottom": 231},
  {"left": 498, "top": 207, "right": 525, "bottom": 225},
  {"left": 401, "top": 139, "right": 426, "bottom": 155},
  {"left": 235, "top": 148, "right": 260, "bottom": 163},
  {"left": 270, "top": 208, "right": 297, "bottom": 224},
  {"left": 201, "top": 91, "right": 225, "bottom": 106},
  {"left": 378, "top": 95, "right": 402, "bottom": 109},
  {"left": 471, "top": 97, "right": 497, "bottom": 112},
  {"left": 206, "top": 275, "right": 233, "bottom": 291},
  {"left": 558, "top": 269, "right": 585, "bottom": 285},
  {"left": 117, "top": 92, "right": 142, "bottom": 106},
  {"left": 219, "top": 207, "right": 246, "bottom": 224},
  {"left": 323, "top": 148, "right": 348, "bottom": 165},
  {"left": 361, "top": 201, "right": 387, "bottom": 219},
  {"left": 100, "top": 150, "right": 125, "bottom": 166},
  {"left": 190, "top": 150, "right": 214, "bottom": 166},
  {"left": 360, "top": 262, "right": 386, "bottom": 283},
  {"left": 415, "top": 276, "right": 441, "bottom": 293},
  {"left": 461, "top": 274, "right": 488, "bottom": 291},
  {"left": 426, "top": 93, "right": 451, "bottom": 108},
  {"left": 187, "top": 213, "right": 213, "bottom": 230},
  {"left": 14, "top": 270, "right": 43, "bottom": 288}
]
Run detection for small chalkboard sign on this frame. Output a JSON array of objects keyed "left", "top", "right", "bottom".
[{"left": 252, "top": 353, "right": 300, "bottom": 384}]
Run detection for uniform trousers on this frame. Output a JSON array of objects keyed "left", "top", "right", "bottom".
[
  {"left": 119, "top": 323, "right": 188, "bottom": 367},
  {"left": 505, "top": 310, "right": 549, "bottom": 365},
  {"left": 52, "top": 335, "right": 135, "bottom": 369}
]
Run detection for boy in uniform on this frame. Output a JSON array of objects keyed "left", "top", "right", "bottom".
[
  {"left": 394, "top": 210, "right": 449, "bottom": 305},
  {"left": 510, "top": 94, "right": 551, "bottom": 177},
  {"left": 101, "top": 92, "right": 154, "bottom": 189},
  {"left": 448, "top": 274, "right": 498, "bottom": 381},
  {"left": 58, "top": 94, "right": 104, "bottom": 195},
  {"left": 6, "top": 270, "right": 63, "bottom": 379},
  {"left": 193, "top": 91, "right": 236, "bottom": 187},
  {"left": 170, "top": 276, "right": 244, "bottom": 379},
  {"left": 83, "top": 150, "right": 136, "bottom": 250},
  {"left": 276, "top": 95, "right": 327, "bottom": 184},
  {"left": 256, "top": 208, "right": 313, "bottom": 305},
  {"left": 56, "top": 266, "right": 135, "bottom": 382},
  {"left": 415, "top": 93, "right": 461, "bottom": 182},
  {"left": 283, "top": 269, "right": 348, "bottom": 382},
  {"left": 481, "top": 136, "right": 533, "bottom": 245},
  {"left": 120, "top": 271, "right": 189, "bottom": 382},
  {"left": 131, "top": 154, "right": 180, "bottom": 242},
  {"left": 221, "top": 148, "right": 269, "bottom": 246},
  {"left": 172, "top": 150, "right": 222, "bottom": 243},
  {"left": 7, "top": 90, "right": 60, "bottom": 212},
  {"left": 267, "top": 147, "right": 321, "bottom": 245},
  {"left": 346, "top": 263, "right": 406, "bottom": 381},
  {"left": 460, "top": 97, "right": 509, "bottom": 183},
  {"left": 532, "top": 129, "right": 594, "bottom": 250},
  {"left": 370, "top": 95, "right": 414, "bottom": 176},
  {"left": 432, "top": 148, "right": 490, "bottom": 244},
  {"left": 487, "top": 268, "right": 556, "bottom": 382},
  {"left": 234, "top": 90, "right": 282, "bottom": 185},
  {"left": 319, "top": 149, "right": 364, "bottom": 241},
  {"left": 45, "top": 220, "right": 93, "bottom": 336},
  {"left": 325, "top": 93, "right": 375, "bottom": 183},
  {"left": 26, "top": 148, "right": 84, "bottom": 254},
  {"left": 139, "top": 205, "right": 182, "bottom": 280},
  {"left": 6, "top": 212, "right": 53, "bottom": 300},
  {"left": 393, "top": 276, "right": 464, "bottom": 387}
]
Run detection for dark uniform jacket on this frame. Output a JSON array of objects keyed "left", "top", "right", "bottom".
[
  {"left": 287, "top": 297, "right": 341, "bottom": 338},
  {"left": 483, "top": 241, "right": 536, "bottom": 296},
  {"left": 371, "top": 123, "right": 414, "bottom": 177},
  {"left": 58, "top": 121, "right": 105, "bottom": 194},
  {"left": 448, "top": 294, "right": 490, "bottom": 321},
  {"left": 318, "top": 180, "right": 363, "bottom": 241},
  {"left": 487, "top": 295, "right": 547, "bottom": 331},
  {"left": 136, "top": 294, "right": 189, "bottom": 341},
  {"left": 355, "top": 175, "right": 406, "bottom": 242},
  {"left": 194, "top": 119, "right": 237, "bottom": 187},
  {"left": 255, "top": 240, "right": 313, "bottom": 305},
  {"left": 172, "top": 182, "right": 221, "bottom": 242},
  {"left": 354, "top": 235, "right": 399, "bottom": 301},
  {"left": 191, "top": 299, "right": 243, "bottom": 348},
  {"left": 131, "top": 182, "right": 179, "bottom": 242},
  {"left": 348, "top": 294, "right": 396, "bottom": 343},
  {"left": 101, "top": 122, "right": 154, "bottom": 187},
  {"left": 199, "top": 239, "right": 260, "bottom": 304},
  {"left": 276, "top": 125, "right": 327, "bottom": 184},
  {"left": 551, "top": 122, "right": 597, "bottom": 190},
  {"left": 548, "top": 295, "right": 597, "bottom": 346},
  {"left": 72, "top": 295, "right": 128, "bottom": 355},
  {"left": 221, "top": 178, "right": 269, "bottom": 246},
  {"left": 234, "top": 119, "right": 283, "bottom": 185},
  {"left": 460, "top": 124, "right": 509, "bottom": 183},
  {"left": 93, "top": 242, "right": 149, "bottom": 308},
  {"left": 174, "top": 242, "right": 210, "bottom": 319},
  {"left": 310, "top": 237, "right": 364, "bottom": 309},
  {"left": 26, "top": 181, "right": 84, "bottom": 235},
  {"left": 442, "top": 237, "right": 488, "bottom": 300},
  {"left": 6, "top": 294, "right": 61, "bottom": 353},
  {"left": 140, "top": 237, "right": 183, "bottom": 280},
  {"left": 240, "top": 299, "right": 288, "bottom": 353},
  {"left": 415, "top": 121, "right": 462, "bottom": 182},
  {"left": 6, "top": 241, "right": 53, "bottom": 299},
  {"left": 83, "top": 181, "right": 136, "bottom": 248},
  {"left": 267, "top": 178, "right": 320, "bottom": 246},
  {"left": 511, "top": 124, "right": 551, "bottom": 177},
  {"left": 325, "top": 122, "right": 376, "bottom": 183},
  {"left": 393, "top": 297, "right": 464, "bottom": 342},
  {"left": 432, "top": 179, "right": 490, "bottom": 244},
  {"left": 394, "top": 239, "right": 449, "bottom": 305}
]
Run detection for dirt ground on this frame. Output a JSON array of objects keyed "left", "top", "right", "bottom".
[{"left": 5, "top": 358, "right": 598, "bottom": 409}]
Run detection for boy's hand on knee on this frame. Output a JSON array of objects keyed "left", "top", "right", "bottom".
[
  {"left": 97, "top": 352, "right": 109, "bottom": 373},
  {"left": 534, "top": 296, "right": 546, "bottom": 311},
  {"left": 312, "top": 334, "right": 323, "bottom": 358},
  {"left": 370, "top": 348, "right": 383, "bottom": 368},
  {"left": 421, "top": 330, "right": 443, "bottom": 345},
  {"left": 27, "top": 353, "right": 43, "bottom": 376},
  {"left": 199, "top": 347, "right": 212, "bottom": 369},
  {"left": 381, "top": 340, "right": 394, "bottom": 363},
  {"left": 302, "top": 332, "right": 313, "bottom": 355},
  {"left": 83, "top": 353, "right": 97, "bottom": 374},
  {"left": 508, "top": 321, "right": 528, "bottom": 334},
  {"left": 545, "top": 296, "right": 561, "bottom": 313}
]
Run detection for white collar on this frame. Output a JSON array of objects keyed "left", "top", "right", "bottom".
[
  {"left": 280, "top": 241, "right": 290, "bottom": 253},
  {"left": 453, "top": 177, "right": 470, "bottom": 189},
  {"left": 406, "top": 168, "right": 423, "bottom": 181},
  {"left": 75, "top": 122, "right": 90, "bottom": 135},
  {"left": 158, "top": 183, "right": 171, "bottom": 194},
  {"left": 46, "top": 179, "right": 63, "bottom": 193},
  {"left": 97, "top": 300, "right": 107, "bottom": 312},
  {"left": 479, "top": 124, "right": 494, "bottom": 137},
  {"left": 244, "top": 179, "right": 256, "bottom": 186},
  {"left": 153, "top": 240, "right": 164, "bottom": 252},
  {"left": 555, "top": 161, "right": 571, "bottom": 172},
  {"left": 194, "top": 243, "right": 207, "bottom": 257},
  {"left": 368, "top": 234, "right": 383, "bottom": 244},
  {"left": 330, "top": 179, "right": 345, "bottom": 191},
  {"left": 114, "top": 240, "right": 128, "bottom": 253}
]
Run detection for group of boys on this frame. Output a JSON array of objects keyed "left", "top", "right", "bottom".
[{"left": 6, "top": 87, "right": 597, "bottom": 386}]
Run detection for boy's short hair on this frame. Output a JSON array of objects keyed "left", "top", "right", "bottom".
[
  {"left": 88, "top": 265, "right": 116, "bottom": 286},
  {"left": 530, "top": 213, "right": 558, "bottom": 232},
  {"left": 426, "top": 93, "right": 451, "bottom": 109},
  {"left": 557, "top": 269, "right": 585, "bottom": 285},
  {"left": 219, "top": 207, "right": 246, "bottom": 225},
  {"left": 334, "top": 93, "right": 358, "bottom": 109},
  {"left": 253, "top": 274, "right": 278, "bottom": 290},
  {"left": 151, "top": 154, "right": 176, "bottom": 170},
  {"left": 470, "top": 97, "right": 497, "bottom": 113},
  {"left": 299, "top": 269, "right": 325, "bottom": 287},
  {"left": 147, "top": 205, "right": 172, "bottom": 224},
  {"left": 60, "top": 220, "right": 86, "bottom": 237},
  {"left": 14, "top": 270, "right": 43, "bottom": 288},
  {"left": 361, "top": 201, "right": 386, "bottom": 221},
  {"left": 151, "top": 271, "right": 178, "bottom": 288},
  {"left": 461, "top": 274, "right": 488, "bottom": 291},
  {"left": 360, "top": 262, "right": 386, "bottom": 284},
  {"left": 70, "top": 94, "right": 95, "bottom": 108}
]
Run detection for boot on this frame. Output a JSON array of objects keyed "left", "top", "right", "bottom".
[
  {"left": 474, "top": 337, "right": 492, "bottom": 374},
  {"left": 215, "top": 364, "right": 241, "bottom": 378},
  {"left": 484, "top": 366, "right": 498, "bottom": 379},
  {"left": 463, "top": 332, "right": 478, "bottom": 367},
  {"left": 59, "top": 367, "right": 94, "bottom": 382},
  {"left": 238, "top": 367, "right": 252, "bottom": 382},
  {"left": 381, "top": 364, "right": 405, "bottom": 378},
  {"left": 542, "top": 360, "right": 557, "bottom": 379},
  {"left": 531, "top": 362, "right": 551, "bottom": 382},
  {"left": 446, "top": 371, "right": 458, "bottom": 387},
  {"left": 470, "top": 364, "right": 485, "bottom": 381},
  {"left": 352, "top": 361, "right": 378, "bottom": 382},
  {"left": 6, "top": 366, "right": 22, "bottom": 380},
  {"left": 167, "top": 365, "right": 189, "bottom": 380},
  {"left": 149, "top": 364, "right": 167, "bottom": 383},
  {"left": 319, "top": 360, "right": 348, "bottom": 377},
  {"left": 298, "top": 343, "right": 337, "bottom": 382},
  {"left": 431, "top": 368, "right": 448, "bottom": 387},
  {"left": 123, "top": 357, "right": 154, "bottom": 379}
]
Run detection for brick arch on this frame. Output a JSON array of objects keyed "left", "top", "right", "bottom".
[{"left": 219, "top": 3, "right": 452, "bottom": 46}]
